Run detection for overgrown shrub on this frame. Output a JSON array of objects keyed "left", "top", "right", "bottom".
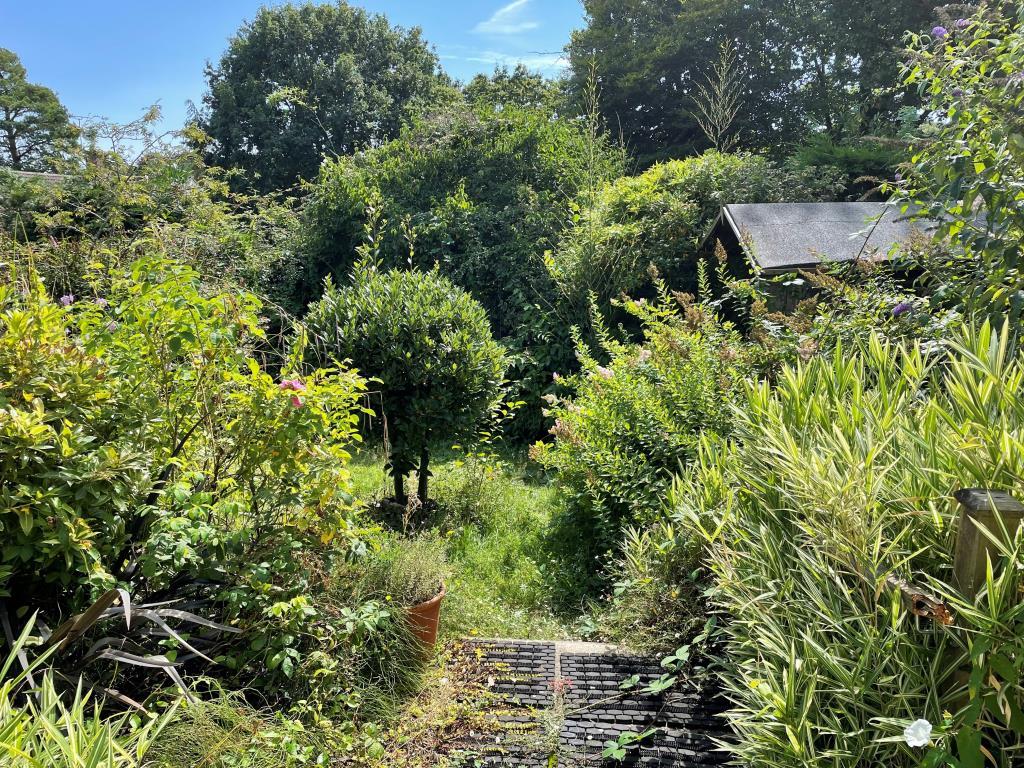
[
  {"left": 794, "top": 134, "right": 909, "bottom": 200},
  {"left": 0, "top": 252, "right": 371, "bottom": 705},
  {"left": 594, "top": 521, "right": 707, "bottom": 654},
  {"left": 532, "top": 285, "right": 752, "bottom": 559},
  {"left": 900, "top": 3, "right": 1024, "bottom": 322},
  {"left": 300, "top": 106, "right": 625, "bottom": 437},
  {"left": 300, "top": 106, "right": 624, "bottom": 335},
  {"left": 675, "top": 323, "right": 1024, "bottom": 766},
  {"left": 0, "top": 112, "right": 304, "bottom": 316},
  {"left": 304, "top": 266, "right": 507, "bottom": 505},
  {"left": 546, "top": 151, "right": 843, "bottom": 320}
]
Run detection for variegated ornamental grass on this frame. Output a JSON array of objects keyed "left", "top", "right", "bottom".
[
  {"left": 0, "top": 619, "right": 178, "bottom": 767},
  {"left": 676, "top": 323, "right": 1024, "bottom": 766}
]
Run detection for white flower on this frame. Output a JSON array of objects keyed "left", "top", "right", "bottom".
[{"left": 904, "top": 719, "right": 932, "bottom": 748}]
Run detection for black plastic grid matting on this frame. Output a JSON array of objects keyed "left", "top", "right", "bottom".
[{"left": 452, "top": 642, "right": 729, "bottom": 767}]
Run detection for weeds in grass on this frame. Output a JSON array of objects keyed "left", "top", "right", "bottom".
[
  {"left": 352, "top": 641, "right": 503, "bottom": 768},
  {"left": 146, "top": 688, "right": 328, "bottom": 767},
  {"left": 592, "top": 523, "right": 708, "bottom": 654},
  {"left": 350, "top": 448, "right": 577, "bottom": 640}
]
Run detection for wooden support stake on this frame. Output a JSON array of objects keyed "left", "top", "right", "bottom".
[
  {"left": 953, "top": 488, "right": 1024, "bottom": 600},
  {"left": 885, "top": 574, "right": 953, "bottom": 625}
]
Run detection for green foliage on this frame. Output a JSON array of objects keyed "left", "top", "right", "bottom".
[
  {"left": 348, "top": 448, "right": 573, "bottom": 640},
  {"left": 463, "top": 65, "right": 565, "bottom": 113},
  {"left": 547, "top": 151, "right": 843, "bottom": 315},
  {"left": 794, "top": 134, "right": 910, "bottom": 200},
  {"left": 147, "top": 693, "right": 330, "bottom": 768},
  {"left": 301, "top": 103, "right": 624, "bottom": 438},
  {"left": 532, "top": 287, "right": 752, "bottom": 559},
  {"left": 900, "top": 3, "right": 1024, "bottom": 323},
  {"left": 0, "top": 48, "right": 79, "bottom": 172},
  {"left": 0, "top": 276, "right": 145, "bottom": 599},
  {"left": 567, "top": 0, "right": 938, "bottom": 163},
  {"left": 0, "top": 253, "right": 373, "bottom": 708},
  {"left": 354, "top": 535, "right": 450, "bottom": 607},
  {"left": 304, "top": 267, "right": 507, "bottom": 503},
  {"left": 675, "top": 323, "right": 1024, "bottom": 766},
  {"left": 729, "top": 254, "right": 965, "bottom": 369},
  {"left": 198, "top": 1, "right": 450, "bottom": 192},
  {"left": 594, "top": 522, "right": 707, "bottom": 653},
  {"left": 0, "top": 110, "right": 304, "bottom": 315},
  {"left": 0, "top": 617, "right": 180, "bottom": 767},
  {"left": 431, "top": 454, "right": 571, "bottom": 639},
  {"left": 0, "top": 167, "right": 56, "bottom": 238},
  {"left": 301, "top": 106, "right": 624, "bottom": 335}
]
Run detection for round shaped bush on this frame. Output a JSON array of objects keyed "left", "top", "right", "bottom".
[{"left": 304, "top": 268, "right": 507, "bottom": 502}]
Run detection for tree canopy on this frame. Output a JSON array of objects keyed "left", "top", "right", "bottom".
[
  {"left": 301, "top": 106, "right": 625, "bottom": 338},
  {"left": 197, "top": 1, "right": 450, "bottom": 192},
  {"left": 464, "top": 65, "right": 565, "bottom": 113},
  {"left": 0, "top": 48, "right": 78, "bottom": 172},
  {"left": 567, "top": 0, "right": 942, "bottom": 164}
]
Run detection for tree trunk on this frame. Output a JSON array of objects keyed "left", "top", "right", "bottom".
[
  {"left": 417, "top": 448, "right": 430, "bottom": 504},
  {"left": 3, "top": 125, "right": 22, "bottom": 170},
  {"left": 393, "top": 468, "right": 407, "bottom": 506}
]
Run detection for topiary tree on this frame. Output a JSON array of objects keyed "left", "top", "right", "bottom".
[{"left": 304, "top": 267, "right": 507, "bottom": 504}]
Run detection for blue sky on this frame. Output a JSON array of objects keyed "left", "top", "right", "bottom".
[{"left": 0, "top": 0, "right": 583, "bottom": 132}]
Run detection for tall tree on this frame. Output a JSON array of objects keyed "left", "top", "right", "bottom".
[
  {"left": 198, "top": 1, "right": 450, "bottom": 192},
  {"left": 464, "top": 65, "right": 565, "bottom": 113},
  {"left": 0, "top": 49, "right": 78, "bottom": 172},
  {"left": 777, "top": 0, "right": 943, "bottom": 137},
  {"left": 567, "top": 0, "right": 942, "bottom": 164},
  {"left": 566, "top": 0, "right": 791, "bottom": 163}
]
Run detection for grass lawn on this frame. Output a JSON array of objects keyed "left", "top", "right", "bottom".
[{"left": 350, "top": 447, "right": 578, "bottom": 641}]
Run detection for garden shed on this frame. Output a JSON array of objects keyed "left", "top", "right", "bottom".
[{"left": 702, "top": 201, "right": 933, "bottom": 276}]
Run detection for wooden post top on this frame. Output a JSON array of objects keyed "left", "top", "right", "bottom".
[{"left": 953, "top": 488, "right": 1024, "bottom": 515}]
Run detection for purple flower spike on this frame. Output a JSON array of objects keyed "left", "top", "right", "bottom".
[
  {"left": 955, "top": 18, "right": 969, "bottom": 29},
  {"left": 932, "top": 25, "right": 948, "bottom": 38},
  {"left": 894, "top": 172, "right": 903, "bottom": 182},
  {"left": 892, "top": 301, "right": 914, "bottom": 318},
  {"left": 106, "top": 321, "right": 118, "bottom": 332},
  {"left": 94, "top": 297, "right": 109, "bottom": 308},
  {"left": 59, "top": 294, "right": 75, "bottom": 307}
]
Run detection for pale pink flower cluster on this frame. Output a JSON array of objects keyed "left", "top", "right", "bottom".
[{"left": 279, "top": 378, "right": 306, "bottom": 408}]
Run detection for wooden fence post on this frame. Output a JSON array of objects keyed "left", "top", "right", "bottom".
[{"left": 952, "top": 488, "right": 1024, "bottom": 600}]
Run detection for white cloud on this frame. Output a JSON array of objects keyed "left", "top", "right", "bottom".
[
  {"left": 442, "top": 49, "right": 567, "bottom": 73},
  {"left": 473, "top": 0, "right": 540, "bottom": 36}
]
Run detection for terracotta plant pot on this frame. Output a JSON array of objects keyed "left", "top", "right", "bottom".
[{"left": 406, "top": 583, "right": 445, "bottom": 650}]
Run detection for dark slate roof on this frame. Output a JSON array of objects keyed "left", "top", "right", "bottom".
[{"left": 709, "top": 202, "right": 934, "bottom": 274}]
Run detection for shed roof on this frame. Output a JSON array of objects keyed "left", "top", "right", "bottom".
[{"left": 708, "top": 202, "right": 933, "bottom": 274}]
